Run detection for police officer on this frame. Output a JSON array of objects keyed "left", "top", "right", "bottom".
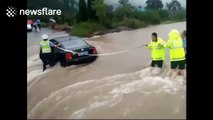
[
  {"left": 166, "top": 29, "right": 186, "bottom": 79},
  {"left": 146, "top": 32, "right": 166, "bottom": 69},
  {"left": 40, "top": 34, "right": 59, "bottom": 71}
]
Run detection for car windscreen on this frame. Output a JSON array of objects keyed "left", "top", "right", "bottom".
[{"left": 61, "top": 39, "right": 88, "bottom": 49}]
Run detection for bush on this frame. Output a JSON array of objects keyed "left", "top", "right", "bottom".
[
  {"left": 40, "top": 22, "right": 48, "bottom": 28},
  {"left": 150, "top": 14, "right": 161, "bottom": 24},
  {"left": 142, "top": 10, "right": 161, "bottom": 25},
  {"left": 114, "top": 7, "right": 126, "bottom": 21},
  {"left": 134, "top": 11, "right": 144, "bottom": 21},
  {"left": 110, "top": 20, "right": 122, "bottom": 29},
  {"left": 63, "top": 14, "right": 76, "bottom": 26},
  {"left": 158, "top": 10, "right": 169, "bottom": 21},
  {"left": 71, "top": 22, "right": 104, "bottom": 37},
  {"left": 172, "top": 10, "right": 186, "bottom": 21},
  {"left": 133, "top": 10, "right": 162, "bottom": 25},
  {"left": 122, "top": 18, "right": 147, "bottom": 29}
]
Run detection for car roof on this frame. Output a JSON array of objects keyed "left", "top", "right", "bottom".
[{"left": 52, "top": 36, "right": 82, "bottom": 43}]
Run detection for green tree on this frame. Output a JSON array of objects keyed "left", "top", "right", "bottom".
[
  {"left": 166, "top": 0, "right": 182, "bottom": 11},
  {"left": 78, "top": 0, "right": 88, "bottom": 22},
  {"left": 106, "top": 5, "right": 114, "bottom": 13},
  {"left": 118, "top": 0, "right": 135, "bottom": 19},
  {"left": 28, "top": 0, "right": 64, "bottom": 9},
  {"left": 63, "top": 0, "right": 70, "bottom": 12},
  {"left": 146, "top": 0, "right": 164, "bottom": 10},
  {"left": 92, "top": 0, "right": 107, "bottom": 24},
  {"left": 119, "top": 0, "right": 128, "bottom": 6},
  {"left": 70, "top": 0, "right": 78, "bottom": 13},
  {"left": 70, "top": 0, "right": 75, "bottom": 10},
  {"left": 87, "top": 0, "right": 98, "bottom": 21}
]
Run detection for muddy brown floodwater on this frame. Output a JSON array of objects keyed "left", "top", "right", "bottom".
[{"left": 27, "top": 22, "right": 186, "bottom": 119}]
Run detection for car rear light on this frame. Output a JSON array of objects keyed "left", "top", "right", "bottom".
[
  {"left": 65, "top": 52, "right": 72, "bottom": 60},
  {"left": 92, "top": 47, "right": 97, "bottom": 54}
]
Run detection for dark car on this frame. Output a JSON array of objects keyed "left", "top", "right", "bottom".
[{"left": 49, "top": 36, "right": 98, "bottom": 67}]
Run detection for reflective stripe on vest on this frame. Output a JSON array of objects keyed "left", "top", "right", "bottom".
[
  {"left": 171, "top": 57, "right": 185, "bottom": 61},
  {"left": 40, "top": 40, "right": 51, "bottom": 53},
  {"left": 152, "top": 57, "right": 164, "bottom": 60}
]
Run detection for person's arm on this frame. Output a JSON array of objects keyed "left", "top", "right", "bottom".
[
  {"left": 49, "top": 41, "right": 60, "bottom": 47},
  {"left": 157, "top": 38, "right": 166, "bottom": 48},
  {"left": 165, "top": 40, "right": 172, "bottom": 48},
  {"left": 49, "top": 41, "right": 56, "bottom": 47},
  {"left": 183, "top": 39, "right": 186, "bottom": 53},
  {"left": 147, "top": 42, "right": 153, "bottom": 49},
  {"left": 183, "top": 39, "right": 186, "bottom": 48}
]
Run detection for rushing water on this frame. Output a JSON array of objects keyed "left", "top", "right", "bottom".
[{"left": 27, "top": 22, "right": 186, "bottom": 119}]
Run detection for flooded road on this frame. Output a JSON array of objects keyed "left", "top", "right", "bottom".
[{"left": 27, "top": 22, "right": 186, "bottom": 119}]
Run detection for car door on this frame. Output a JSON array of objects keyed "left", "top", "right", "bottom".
[{"left": 49, "top": 39, "right": 61, "bottom": 63}]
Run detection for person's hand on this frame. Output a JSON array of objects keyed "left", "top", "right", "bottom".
[
  {"left": 158, "top": 43, "right": 162, "bottom": 46},
  {"left": 57, "top": 43, "right": 61, "bottom": 47}
]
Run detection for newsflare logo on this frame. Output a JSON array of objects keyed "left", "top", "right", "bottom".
[
  {"left": 6, "top": 6, "right": 17, "bottom": 17},
  {"left": 6, "top": 6, "right": 62, "bottom": 17}
]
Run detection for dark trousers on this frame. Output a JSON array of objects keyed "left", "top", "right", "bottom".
[
  {"left": 151, "top": 60, "right": 163, "bottom": 68},
  {"left": 37, "top": 24, "right": 41, "bottom": 30},
  {"left": 51, "top": 24, "right": 55, "bottom": 30},
  {"left": 40, "top": 53, "right": 53, "bottom": 71},
  {"left": 34, "top": 25, "right": 37, "bottom": 32}
]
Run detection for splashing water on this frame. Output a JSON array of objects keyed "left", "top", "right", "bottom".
[{"left": 28, "top": 66, "right": 186, "bottom": 119}]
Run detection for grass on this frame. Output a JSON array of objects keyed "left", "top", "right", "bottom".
[
  {"left": 71, "top": 22, "right": 104, "bottom": 37},
  {"left": 121, "top": 18, "right": 148, "bottom": 29},
  {"left": 44, "top": 9, "right": 186, "bottom": 37}
]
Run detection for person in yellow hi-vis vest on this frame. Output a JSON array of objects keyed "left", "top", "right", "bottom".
[
  {"left": 146, "top": 32, "right": 166, "bottom": 69},
  {"left": 166, "top": 29, "right": 186, "bottom": 79},
  {"left": 39, "top": 34, "right": 60, "bottom": 71}
]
